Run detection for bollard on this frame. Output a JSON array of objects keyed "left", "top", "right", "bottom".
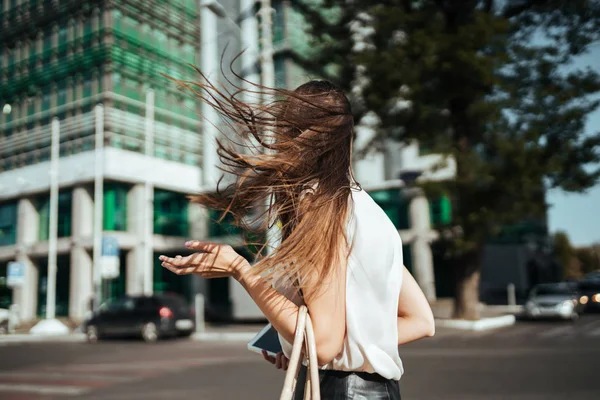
[
  {"left": 507, "top": 283, "right": 516, "bottom": 307},
  {"left": 8, "top": 304, "right": 20, "bottom": 334},
  {"left": 195, "top": 293, "right": 205, "bottom": 333}
]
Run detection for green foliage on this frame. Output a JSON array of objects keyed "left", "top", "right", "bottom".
[
  {"left": 553, "top": 231, "right": 582, "bottom": 279},
  {"left": 296, "top": 0, "right": 600, "bottom": 257},
  {"left": 575, "top": 244, "right": 600, "bottom": 274}
]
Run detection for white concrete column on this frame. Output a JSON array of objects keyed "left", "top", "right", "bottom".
[
  {"left": 188, "top": 203, "right": 207, "bottom": 240},
  {"left": 14, "top": 198, "right": 39, "bottom": 321},
  {"left": 69, "top": 247, "right": 92, "bottom": 320},
  {"left": 126, "top": 184, "right": 146, "bottom": 295},
  {"left": 69, "top": 187, "right": 94, "bottom": 321},
  {"left": 188, "top": 202, "right": 208, "bottom": 310},
  {"left": 409, "top": 193, "right": 437, "bottom": 302},
  {"left": 14, "top": 255, "right": 37, "bottom": 321},
  {"left": 72, "top": 187, "right": 93, "bottom": 237}
]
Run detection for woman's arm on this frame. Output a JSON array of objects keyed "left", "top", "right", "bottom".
[
  {"left": 160, "top": 240, "right": 346, "bottom": 367},
  {"left": 397, "top": 266, "right": 435, "bottom": 345},
  {"left": 235, "top": 259, "right": 346, "bottom": 366}
]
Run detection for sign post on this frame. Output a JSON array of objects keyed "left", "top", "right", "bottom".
[
  {"left": 7, "top": 261, "right": 25, "bottom": 288},
  {"left": 101, "top": 236, "right": 120, "bottom": 281}
]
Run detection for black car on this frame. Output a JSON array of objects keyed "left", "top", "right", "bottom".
[
  {"left": 578, "top": 279, "right": 600, "bottom": 312},
  {"left": 84, "top": 293, "right": 195, "bottom": 342}
]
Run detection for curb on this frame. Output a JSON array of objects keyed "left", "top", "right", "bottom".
[
  {"left": 0, "top": 333, "right": 86, "bottom": 344},
  {"left": 435, "top": 315, "right": 516, "bottom": 331},
  {"left": 191, "top": 331, "right": 258, "bottom": 342}
]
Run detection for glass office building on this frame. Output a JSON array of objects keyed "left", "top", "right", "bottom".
[{"left": 0, "top": 0, "right": 210, "bottom": 322}]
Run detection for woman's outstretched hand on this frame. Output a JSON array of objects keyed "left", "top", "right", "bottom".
[
  {"left": 262, "top": 351, "right": 289, "bottom": 371},
  {"left": 159, "top": 241, "right": 250, "bottom": 279}
]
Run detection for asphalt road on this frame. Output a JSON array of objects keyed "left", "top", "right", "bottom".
[{"left": 1, "top": 315, "right": 599, "bottom": 400}]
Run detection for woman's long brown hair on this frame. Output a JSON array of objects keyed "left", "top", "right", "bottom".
[{"left": 170, "top": 65, "right": 359, "bottom": 296}]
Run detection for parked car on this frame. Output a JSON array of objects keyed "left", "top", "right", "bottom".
[
  {"left": 583, "top": 271, "right": 600, "bottom": 281},
  {"left": 578, "top": 279, "right": 600, "bottom": 312},
  {"left": 84, "top": 293, "right": 195, "bottom": 343},
  {"left": 525, "top": 282, "right": 583, "bottom": 321},
  {"left": 0, "top": 308, "right": 9, "bottom": 334},
  {"left": 0, "top": 306, "right": 20, "bottom": 334}
]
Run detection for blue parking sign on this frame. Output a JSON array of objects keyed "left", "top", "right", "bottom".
[
  {"left": 7, "top": 261, "right": 25, "bottom": 287},
  {"left": 101, "top": 237, "right": 120, "bottom": 279},
  {"left": 102, "top": 236, "right": 119, "bottom": 257}
]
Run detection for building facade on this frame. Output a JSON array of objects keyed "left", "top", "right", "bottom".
[
  {"left": 0, "top": 0, "right": 223, "bottom": 322},
  {"left": 268, "top": 0, "right": 458, "bottom": 301}
]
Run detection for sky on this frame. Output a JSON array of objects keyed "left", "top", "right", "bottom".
[{"left": 546, "top": 45, "right": 600, "bottom": 247}]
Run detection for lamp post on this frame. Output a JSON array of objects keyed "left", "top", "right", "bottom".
[
  {"left": 30, "top": 119, "right": 69, "bottom": 334},
  {"left": 143, "top": 90, "right": 155, "bottom": 295},
  {"left": 200, "top": 1, "right": 220, "bottom": 190},
  {"left": 92, "top": 105, "right": 104, "bottom": 308}
]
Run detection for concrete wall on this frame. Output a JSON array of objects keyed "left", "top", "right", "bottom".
[{"left": 0, "top": 148, "right": 202, "bottom": 202}]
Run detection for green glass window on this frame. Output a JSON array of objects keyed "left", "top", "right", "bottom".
[
  {"left": 208, "top": 209, "right": 241, "bottom": 237},
  {"left": 429, "top": 195, "right": 452, "bottom": 226},
  {"left": 153, "top": 189, "right": 189, "bottom": 237},
  {"left": 273, "top": 1, "right": 285, "bottom": 45},
  {"left": 57, "top": 81, "right": 67, "bottom": 105},
  {"left": 274, "top": 56, "right": 286, "bottom": 87},
  {"left": 124, "top": 16, "right": 139, "bottom": 40},
  {"left": 182, "top": 43, "right": 195, "bottom": 64},
  {"left": 0, "top": 262, "right": 13, "bottom": 308},
  {"left": 83, "top": 17, "right": 92, "bottom": 37},
  {"left": 43, "top": 27, "right": 52, "bottom": 52},
  {"left": 369, "top": 189, "right": 410, "bottom": 230},
  {"left": 58, "top": 26, "right": 68, "bottom": 47},
  {"left": 42, "top": 92, "right": 51, "bottom": 111},
  {"left": 38, "top": 191, "right": 73, "bottom": 241},
  {"left": 37, "top": 255, "right": 70, "bottom": 317},
  {"left": 103, "top": 183, "right": 128, "bottom": 231},
  {"left": 7, "top": 51, "right": 15, "bottom": 76},
  {"left": 83, "top": 78, "right": 92, "bottom": 98},
  {"left": 0, "top": 202, "right": 18, "bottom": 246}
]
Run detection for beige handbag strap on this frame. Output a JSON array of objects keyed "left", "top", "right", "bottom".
[{"left": 279, "top": 306, "right": 321, "bottom": 400}]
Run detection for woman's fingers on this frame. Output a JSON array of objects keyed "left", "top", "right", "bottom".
[
  {"left": 161, "top": 262, "right": 195, "bottom": 276},
  {"left": 282, "top": 355, "right": 289, "bottom": 371},
  {"left": 275, "top": 352, "right": 283, "bottom": 369},
  {"left": 262, "top": 350, "right": 276, "bottom": 364}
]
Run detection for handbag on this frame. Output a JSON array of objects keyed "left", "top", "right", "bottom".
[{"left": 280, "top": 305, "right": 321, "bottom": 400}]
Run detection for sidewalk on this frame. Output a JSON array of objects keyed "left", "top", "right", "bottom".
[
  {"left": 0, "top": 300, "right": 522, "bottom": 344},
  {"left": 432, "top": 298, "right": 522, "bottom": 331}
]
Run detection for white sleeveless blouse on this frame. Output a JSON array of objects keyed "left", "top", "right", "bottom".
[{"left": 277, "top": 188, "right": 404, "bottom": 380}]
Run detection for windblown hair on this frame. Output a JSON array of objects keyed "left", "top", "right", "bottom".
[{"left": 171, "top": 66, "right": 359, "bottom": 296}]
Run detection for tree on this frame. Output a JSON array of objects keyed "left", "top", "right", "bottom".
[
  {"left": 576, "top": 244, "right": 600, "bottom": 274},
  {"left": 553, "top": 232, "right": 582, "bottom": 279},
  {"left": 294, "top": 0, "right": 600, "bottom": 319}
]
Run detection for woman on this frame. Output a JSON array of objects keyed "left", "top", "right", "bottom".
[{"left": 159, "top": 79, "right": 435, "bottom": 399}]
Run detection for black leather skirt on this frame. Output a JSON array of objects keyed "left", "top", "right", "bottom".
[{"left": 293, "top": 366, "right": 401, "bottom": 400}]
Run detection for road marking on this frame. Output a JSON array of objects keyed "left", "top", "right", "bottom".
[
  {"left": 36, "top": 355, "right": 256, "bottom": 373},
  {"left": 537, "top": 325, "right": 576, "bottom": 338},
  {"left": 588, "top": 327, "right": 600, "bottom": 337},
  {"left": 579, "top": 318, "right": 600, "bottom": 330},
  {"left": 0, "top": 371, "right": 133, "bottom": 382},
  {"left": 0, "top": 383, "right": 90, "bottom": 395},
  {"left": 496, "top": 324, "right": 539, "bottom": 338}
]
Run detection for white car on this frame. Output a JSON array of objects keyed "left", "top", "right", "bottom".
[{"left": 525, "top": 282, "right": 583, "bottom": 321}]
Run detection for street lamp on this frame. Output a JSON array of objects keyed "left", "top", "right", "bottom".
[{"left": 30, "top": 119, "right": 69, "bottom": 335}]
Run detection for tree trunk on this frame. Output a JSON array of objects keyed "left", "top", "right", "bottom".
[{"left": 452, "top": 249, "right": 482, "bottom": 320}]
